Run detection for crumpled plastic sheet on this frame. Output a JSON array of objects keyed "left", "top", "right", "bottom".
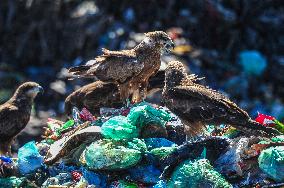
[
  {"left": 48, "top": 163, "right": 107, "bottom": 187},
  {"left": 18, "top": 141, "right": 43, "bottom": 175},
  {"left": 215, "top": 138, "right": 250, "bottom": 177},
  {"left": 127, "top": 103, "right": 171, "bottom": 128},
  {"left": 168, "top": 159, "right": 233, "bottom": 188},
  {"left": 258, "top": 146, "right": 284, "bottom": 182},
  {"left": 81, "top": 138, "right": 146, "bottom": 170},
  {"left": 1, "top": 103, "right": 283, "bottom": 187},
  {"left": 127, "top": 164, "right": 161, "bottom": 184},
  {"left": 101, "top": 116, "right": 139, "bottom": 140}
]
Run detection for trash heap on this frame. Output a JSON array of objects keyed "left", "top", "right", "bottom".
[{"left": 1, "top": 102, "right": 284, "bottom": 187}]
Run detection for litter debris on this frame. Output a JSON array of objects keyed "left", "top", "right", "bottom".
[
  {"left": 258, "top": 146, "right": 284, "bottom": 182},
  {"left": 168, "top": 159, "right": 233, "bottom": 188},
  {"left": 101, "top": 116, "right": 139, "bottom": 140},
  {"left": 82, "top": 138, "right": 146, "bottom": 170},
  {"left": 0, "top": 103, "right": 283, "bottom": 187},
  {"left": 18, "top": 141, "right": 43, "bottom": 175}
]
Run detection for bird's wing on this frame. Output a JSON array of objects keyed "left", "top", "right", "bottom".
[
  {"left": 0, "top": 104, "right": 22, "bottom": 140},
  {"left": 102, "top": 48, "right": 135, "bottom": 57},
  {"left": 86, "top": 53, "right": 144, "bottom": 83},
  {"left": 166, "top": 85, "right": 249, "bottom": 122}
]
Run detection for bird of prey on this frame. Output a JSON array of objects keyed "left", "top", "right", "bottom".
[
  {"left": 162, "top": 61, "right": 280, "bottom": 137},
  {"left": 68, "top": 31, "right": 174, "bottom": 103},
  {"left": 64, "top": 70, "right": 166, "bottom": 116},
  {"left": 0, "top": 82, "right": 43, "bottom": 155}
]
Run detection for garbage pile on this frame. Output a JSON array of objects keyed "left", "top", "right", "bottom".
[{"left": 1, "top": 102, "right": 284, "bottom": 187}]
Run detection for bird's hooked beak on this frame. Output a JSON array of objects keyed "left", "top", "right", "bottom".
[
  {"left": 37, "top": 86, "right": 44, "bottom": 94},
  {"left": 26, "top": 85, "right": 44, "bottom": 98},
  {"left": 164, "top": 40, "right": 175, "bottom": 53}
]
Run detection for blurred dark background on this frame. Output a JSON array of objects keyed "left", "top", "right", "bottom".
[{"left": 0, "top": 0, "right": 283, "bottom": 145}]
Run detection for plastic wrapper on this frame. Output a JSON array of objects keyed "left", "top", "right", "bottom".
[
  {"left": 101, "top": 116, "right": 139, "bottom": 140},
  {"left": 110, "top": 180, "right": 138, "bottom": 188},
  {"left": 81, "top": 139, "right": 146, "bottom": 170},
  {"left": 79, "top": 107, "right": 96, "bottom": 121},
  {"left": 258, "top": 146, "right": 284, "bottom": 182},
  {"left": 0, "top": 156, "right": 13, "bottom": 163},
  {"left": 127, "top": 165, "right": 161, "bottom": 184},
  {"left": 150, "top": 147, "right": 177, "bottom": 159},
  {"left": 0, "top": 177, "right": 26, "bottom": 187},
  {"left": 169, "top": 159, "right": 233, "bottom": 188},
  {"left": 18, "top": 141, "right": 44, "bottom": 175},
  {"left": 153, "top": 180, "right": 167, "bottom": 188},
  {"left": 215, "top": 138, "right": 250, "bottom": 177},
  {"left": 144, "top": 138, "right": 176, "bottom": 150},
  {"left": 127, "top": 103, "right": 171, "bottom": 128}
]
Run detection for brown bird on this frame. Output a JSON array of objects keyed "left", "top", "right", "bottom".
[
  {"left": 64, "top": 70, "right": 166, "bottom": 116},
  {"left": 162, "top": 61, "right": 280, "bottom": 137},
  {"left": 68, "top": 31, "right": 174, "bottom": 103},
  {"left": 0, "top": 82, "right": 43, "bottom": 155}
]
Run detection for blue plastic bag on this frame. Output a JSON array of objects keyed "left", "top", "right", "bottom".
[{"left": 18, "top": 141, "right": 43, "bottom": 175}]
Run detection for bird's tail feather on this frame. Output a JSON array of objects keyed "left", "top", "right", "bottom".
[
  {"left": 242, "top": 119, "right": 281, "bottom": 137},
  {"left": 67, "top": 65, "right": 94, "bottom": 79},
  {"left": 68, "top": 65, "right": 91, "bottom": 74}
]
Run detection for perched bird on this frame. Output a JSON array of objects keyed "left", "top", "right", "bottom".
[
  {"left": 68, "top": 31, "right": 174, "bottom": 103},
  {"left": 64, "top": 70, "right": 166, "bottom": 116},
  {"left": 0, "top": 82, "right": 43, "bottom": 155},
  {"left": 162, "top": 61, "right": 280, "bottom": 137}
]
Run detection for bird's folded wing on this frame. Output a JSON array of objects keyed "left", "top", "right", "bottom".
[
  {"left": 102, "top": 48, "right": 136, "bottom": 57},
  {"left": 0, "top": 105, "right": 20, "bottom": 138},
  {"left": 90, "top": 55, "right": 144, "bottom": 83},
  {"left": 167, "top": 85, "right": 249, "bottom": 120}
]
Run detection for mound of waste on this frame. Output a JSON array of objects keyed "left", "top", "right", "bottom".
[{"left": 0, "top": 102, "right": 284, "bottom": 187}]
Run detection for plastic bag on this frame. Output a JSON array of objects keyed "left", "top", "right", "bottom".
[
  {"left": 82, "top": 139, "right": 146, "bottom": 170},
  {"left": 101, "top": 116, "right": 139, "bottom": 140},
  {"left": 258, "top": 146, "right": 284, "bottom": 182},
  {"left": 127, "top": 104, "right": 171, "bottom": 128},
  {"left": 169, "top": 159, "right": 232, "bottom": 188},
  {"left": 18, "top": 141, "right": 43, "bottom": 175},
  {"left": 127, "top": 165, "right": 161, "bottom": 184}
]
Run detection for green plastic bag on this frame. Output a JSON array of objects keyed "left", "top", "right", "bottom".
[
  {"left": 258, "top": 146, "right": 284, "bottom": 182},
  {"left": 168, "top": 159, "right": 232, "bottom": 188},
  {"left": 0, "top": 177, "right": 25, "bottom": 187},
  {"left": 101, "top": 116, "right": 139, "bottom": 140},
  {"left": 150, "top": 146, "right": 177, "bottom": 159},
  {"left": 127, "top": 104, "right": 171, "bottom": 128},
  {"left": 82, "top": 139, "right": 146, "bottom": 170}
]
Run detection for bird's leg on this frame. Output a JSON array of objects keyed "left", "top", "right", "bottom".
[
  {"left": 126, "top": 98, "right": 131, "bottom": 108},
  {"left": 118, "top": 83, "right": 130, "bottom": 106},
  {"left": 0, "top": 141, "right": 11, "bottom": 156},
  {"left": 137, "top": 80, "right": 149, "bottom": 103},
  {"left": 131, "top": 89, "right": 141, "bottom": 104}
]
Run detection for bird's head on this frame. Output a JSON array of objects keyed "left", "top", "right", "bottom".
[
  {"left": 165, "top": 61, "right": 188, "bottom": 88},
  {"left": 15, "top": 82, "right": 44, "bottom": 100},
  {"left": 143, "top": 31, "right": 174, "bottom": 53}
]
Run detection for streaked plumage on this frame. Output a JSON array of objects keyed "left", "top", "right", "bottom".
[
  {"left": 68, "top": 31, "right": 174, "bottom": 103},
  {"left": 162, "top": 61, "right": 280, "bottom": 137},
  {"left": 0, "top": 82, "right": 43, "bottom": 155},
  {"left": 64, "top": 70, "right": 165, "bottom": 116}
]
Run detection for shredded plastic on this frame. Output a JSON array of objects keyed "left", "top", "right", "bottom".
[
  {"left": 169, "top": 159, "right": 233, "bottom": 188},
  {"left": 127, "top": 103, "right": 171, "bottom": 128},
  {"left": 258, "top": 146, "right": 284, "bottom": 182},
  {"left": 82, "top": 139, "right": 146, "bottom": 170},
  {"left": 0, "top": 103, "right": 283, "bottom": 187},
  {"left": 101, "top": 116, "right": 139, "bottom": 140},
  {"left": 18, "top": 141, "right": 43, "bottom": 175}
]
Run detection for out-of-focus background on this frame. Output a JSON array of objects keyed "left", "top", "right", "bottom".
[{"left": 0, "top": 0, "right": 283, "bottom": 147}]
